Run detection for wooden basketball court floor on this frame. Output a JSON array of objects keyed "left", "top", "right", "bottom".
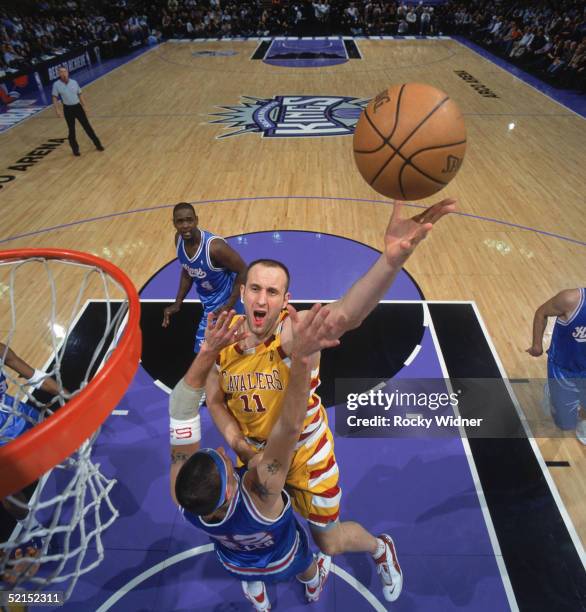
[{"left": 1, "top": 38, "right": 585, "bottom": 610}]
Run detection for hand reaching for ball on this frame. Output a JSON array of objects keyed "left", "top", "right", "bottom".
[{"left": 384, "top": 198, "right": 457, "bottom": 266}]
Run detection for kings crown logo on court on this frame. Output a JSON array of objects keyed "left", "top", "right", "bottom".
[{"left": 209, "top": 95, "right": 368, "bottom": 139}]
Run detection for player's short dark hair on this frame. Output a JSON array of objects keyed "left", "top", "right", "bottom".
[
  {"left": 245, "top": 259, "right": 290, "bottom": 292},
  {"left": 173, "top": 202, "right": 196, "bottom": 217},
  {"left": 175, "top": 452, "right": 222, "bottom": 516}
]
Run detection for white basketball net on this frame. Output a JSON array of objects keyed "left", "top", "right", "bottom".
[{"left": 0, "top": 255, "right": 131, "bottom": 599}]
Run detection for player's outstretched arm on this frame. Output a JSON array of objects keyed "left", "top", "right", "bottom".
[
  {"left": 169, "top": 311, "right": 246, "bottom": 504},
  {"left": 0, "top": 342, "right": 64, "bottom": 396},
  {"left": 325, "top": 198, "right": 456, "bottom": 336},
  {"left": 526, "top": 289, "right": 580, "bottom": 357},
  {"left": 245, "top": 304, "right": 341, "bottom": 516}
]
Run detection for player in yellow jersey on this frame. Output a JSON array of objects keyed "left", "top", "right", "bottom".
[{"left": 206, "top": 198, "right": 456, "bottom": 602}]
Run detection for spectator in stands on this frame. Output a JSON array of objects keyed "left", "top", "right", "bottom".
[
  {"left": 405, "top": 7, "right": 417, "bottom": 35},
  {"left": 2, "top": 43, "right": 19, "bottom": 67},
  {"left": 497, "top": 21, "right": 523, "bottom": 56},
  {"left": 523, "top": 26, "right": 547, "bottom": 57},
  {"left": 483, "top": 14, "right": 505, "bottom": 44},
  {"left": 314, "top": 0, "right": 330, "bottom": 34},
  {"left": 545, "top": 39, "right": 577, "bottom": 82},
  {"left": 559, "top": 40, "right": 586, "bottom": 88},
  {"left": 161, "top": 12, "right": 172, "bottom": 39},
  {"left": 346, "top": 3, "right": 359, "bottom": 24},
  {"left": 396, "top": 15, "right": 407, "bottom": 35},
  {"left": 510, "top": 26, "right": 535, "bottom": 60},
  {"left": 530, "top": 34, "right": 563, "bottom": 72},
  {"left": 420, "top": 7, "right": 431, "bottom": 36}
]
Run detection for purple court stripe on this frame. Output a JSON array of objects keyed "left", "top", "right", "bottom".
[{"left": 1, "top": 196, "right": 584, "bottom": 248}]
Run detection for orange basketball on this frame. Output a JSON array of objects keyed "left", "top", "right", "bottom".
[{"left": 353, "top": 83, "right": 467, "bottom": 201}]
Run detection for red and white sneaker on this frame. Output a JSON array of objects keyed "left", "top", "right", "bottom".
[
  {"left": 305, "top": 553, "right": 332, "bottom": 603},
  {"left": 374, "top": 534, "right": 403, "bottom": 602},
  {"left": 241, "top": 581, "right": 271, "bottom": 611}
]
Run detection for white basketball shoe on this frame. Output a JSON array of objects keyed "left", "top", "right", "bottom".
[
  {"left": 241, "top": 581, "right": 271, "bottom": 611},
  {"left": 304, "top": 553, "right": 332, "bottom": 603},
  {"left": 374, "top": 534, "right": 403, "bottom": 602}
]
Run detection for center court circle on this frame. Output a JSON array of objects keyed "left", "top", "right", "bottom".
[{"left": 95, "top": 545, "right": 386, "bottom": 612}]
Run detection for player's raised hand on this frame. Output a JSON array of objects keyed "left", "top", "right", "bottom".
[
  {"left": 288, "top": 303, "right": 342, "bottom": 362},
  {"left": 203, "top": 310, "right": 247, "bottom": 352},
  {"left": 384, "top": 198, "right": 457, "bottom": 266}
]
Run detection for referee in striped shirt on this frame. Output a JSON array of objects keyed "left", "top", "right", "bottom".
[{"left": 52, "top": 66, "right": 104, "bottom": 157}]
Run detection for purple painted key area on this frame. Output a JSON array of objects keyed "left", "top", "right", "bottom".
[
  {"left": 43, "top": 232, "right": 510, "bottom": 612},
  {"left": 264, "top": 40, "right": 348, "bottom": 68}
]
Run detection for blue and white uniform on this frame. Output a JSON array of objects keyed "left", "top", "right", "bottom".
[
  {"left": 547, "top": 288, "right": 586, "bottom": 429},
  {"left": 177, "top": 230, "right": 243, "bottom": 352},
  {"left": 0, "top": 369, "right": 38, "bottom": 446},
  {"left": 183, "top": 468, "right": 313, "bottom": 583}
]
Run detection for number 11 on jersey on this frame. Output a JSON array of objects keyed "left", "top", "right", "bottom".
[{"left": 241, "top": 394, "right": 266, "bottom": 412}]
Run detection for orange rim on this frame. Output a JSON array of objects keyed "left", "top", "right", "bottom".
[{"left": 0, "top": 249, "right": 141, "bottom": 499}]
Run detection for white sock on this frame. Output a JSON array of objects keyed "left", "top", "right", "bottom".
[
  {"left": 245, "top": 581, "right": 264, "bottom": 597},
  {"left": 298, "top": 564, "right": 320, "bottom": 588},
  {"left": 372, "top": 537, "right": 386, "bottom": 559}
]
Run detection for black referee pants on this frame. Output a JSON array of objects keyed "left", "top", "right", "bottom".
[{"left": 63, "top": 104, "right": 101, "bottom": 153}]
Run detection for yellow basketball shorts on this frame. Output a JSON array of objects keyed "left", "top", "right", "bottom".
[{"left": 286, "top": 425, "right": 341, "bottom": 530}]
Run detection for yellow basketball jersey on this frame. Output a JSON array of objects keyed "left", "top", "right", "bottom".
[{"left": 216, "top": 311, "right": 327, "bottom": 447}]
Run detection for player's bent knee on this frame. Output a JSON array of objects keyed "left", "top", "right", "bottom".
[
  {"left": 311, "top": 526, "right": 342, "bottom": 556},
  {"left": 315, "top": 539, "right": 340, "bottom": 556}
]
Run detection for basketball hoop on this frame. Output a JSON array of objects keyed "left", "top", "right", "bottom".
[{"left": 0, "top": 248, "right": 141, "bottom": 598}]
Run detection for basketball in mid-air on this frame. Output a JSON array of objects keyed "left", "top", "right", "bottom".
[{"left": 353, "top": 83, "right": 467, "bottom": 201}]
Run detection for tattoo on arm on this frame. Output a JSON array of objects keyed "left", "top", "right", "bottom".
[
  {"left": 265, "top": 459, "right": 281, "bottom": 475},
  {"left": 250, "top": 479, "right": 271, "bottom": 500}
]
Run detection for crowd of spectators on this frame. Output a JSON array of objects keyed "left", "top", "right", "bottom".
[
  {"left": 443, "top": 1, "right": 586, "bottom": 92},
  {"left": 152, "top": 2, "right": 441, "bottom": 39},
  {"left": 0, "top": 0, "right": 447, "bottom": 78},
  {"left": 1, "top": 0, "right": 585, "bottom": 93},
  {"left": 1, "top": 0, "right": 152, "bottom": 77}
]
